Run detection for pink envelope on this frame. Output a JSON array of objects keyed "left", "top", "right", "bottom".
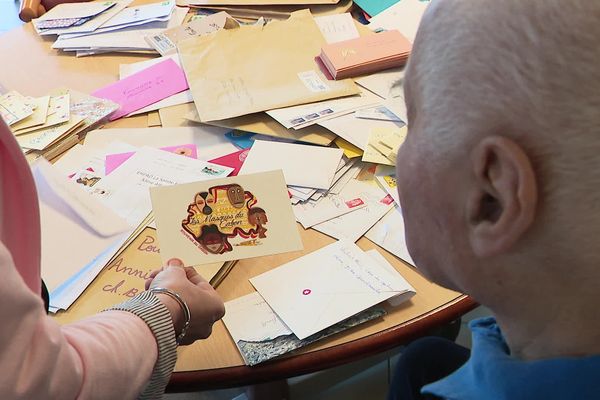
[
  {"left": 92, "top": 59, "right": 189, "bottom": 121},
  {"left": 105, "top": 144, "right": 198, "bottom": 175},
  {"left": 208, "top": 148, "right": 249, "bottom": 177}
]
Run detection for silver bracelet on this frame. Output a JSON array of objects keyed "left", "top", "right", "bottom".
[{"left": 149, "top": 287, "right": 191, "bottom": 344}]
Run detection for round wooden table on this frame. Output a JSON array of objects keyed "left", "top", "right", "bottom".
[{"left": 0, "top": 12, "right": 477, "bottom": 392}]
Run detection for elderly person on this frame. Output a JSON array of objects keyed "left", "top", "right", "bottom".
[
  {"left": 0, "top": 116, "right": 225, "bottom": 398},
  {"left": 389, "top": 0, "right": 600, "bottom": 399}
]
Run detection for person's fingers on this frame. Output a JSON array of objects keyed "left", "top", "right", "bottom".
[
  {"left": 184, "top": 266, "right": 208, "bottom": 285},
  {"left": 167, "top": 258, "right": 185, "bottom": 267}
]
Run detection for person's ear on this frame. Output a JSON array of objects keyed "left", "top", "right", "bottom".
[{"left": 466, "top": 136, "right": 537, "bottom": 257}]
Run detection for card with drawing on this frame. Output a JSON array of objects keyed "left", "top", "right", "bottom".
[{"left": 150, "top": 170, "right": 303, "bottom": 265}]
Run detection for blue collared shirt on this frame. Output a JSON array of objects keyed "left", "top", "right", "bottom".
[{"left": 422, "top": 317, "right": 600, "bottom": 400}]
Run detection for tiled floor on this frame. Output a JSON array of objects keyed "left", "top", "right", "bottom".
[
  {"left": 0, "top": 11, "right": 491, "bottom": 400},
  {"left": 0, "top": 0, "right": 23, "bottom": 35}
]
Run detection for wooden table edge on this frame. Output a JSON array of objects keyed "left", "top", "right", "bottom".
[{"left": 167, "top": 295, "right": 478, "bottom": 392}]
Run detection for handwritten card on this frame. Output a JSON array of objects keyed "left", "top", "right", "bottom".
[
  {"left": 250, "top": 240, "right": 415, "bottom": 340},
  {"left": 105, "top": 143, "right": 198, "bottom": 175},
  {"left": 150, "top": 170, "right": 303, "bottom": 266},
  {"left": 92, "top": 58, "right": 188, "bottom": 120},
  {"left": 314, "top": 13, "right": 360, "bottom": 44}
]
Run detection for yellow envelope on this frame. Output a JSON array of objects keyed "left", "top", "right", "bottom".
[
  {"left": 335, "top": 137, "right": 363, "bottom": 158},
  {"left": 178, "top": 9, "right": 359, "bottom": 122},
  {"left": 362, "top": 126, "right": 407, "bottom": 166}
]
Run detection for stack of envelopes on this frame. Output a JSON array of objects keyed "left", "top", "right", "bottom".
[
  {"left": 33, "top": 0, "right": 187, "bottom": 56},
  {"left": 223, "top": 240, "right": 416, "bottom": 365},
  {"left": 319, "top": 30, "right": 412, "bottom": 79},
  {"left": 2, "top": 88, "right": 118, "bottom": 162}
]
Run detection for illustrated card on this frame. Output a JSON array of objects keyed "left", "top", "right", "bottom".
[{"left": 150, "top": 170, "right": 303, "bottom": 265}]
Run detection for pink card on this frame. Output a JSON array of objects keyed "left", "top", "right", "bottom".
[
  {"left": 105, "top": 144, "right": 198, "bottom": 175},
  {"left": 92, "top": 59, "right": 189, "bottom": 121},
  {"left": 208, "top": 148, "right": 249, "bottom": 177}
]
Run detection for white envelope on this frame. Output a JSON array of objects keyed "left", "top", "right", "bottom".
[
  {"left": 365, "top": 205, "right": 415, "bottom": 266},
  {"left": 368, "top": 0, "right": 431, "bottom": 43},
  {"left": 314, "top": 13, "right": 359, "bottom": 44},
  {"left": 52, "top": 7, "right": 187, "bottom": 51},
  {"left": 37, "top": 0, "right": 133, "bottom": 36},
  {"left": 292, "top": 179, "right": 368, "bottom": 228},
  {"left": 34, "top": 1, "right": 117, "bottom": 22},
  {"left": 83, "top": 126, "right": 237, "bottom": 161},
  {"left": 266, "top": 90, "right": 381, "bottom": 130},
  {"left": 32, "top": 159, "right": 130, "bottom": 293},
  {"left": 119, "top": 54, "right": 193, "bottom": 116},
  {"left": 313, "top": 179, "right": 394, "bottom": 242},
  {"left": 318, "top": 112, "right": 405, "bottom": 150},
  {"left": 364, "top": 249, "right": 416, "bottom": 307},
  {"left": 239, "top": 140, "right": 343, "bottom": 189},
  {"left": 355, "top": 68, "right": 405, "bottom": 100},
  {"left": 250, "top": 240, "right": 415, "bottom": 340}
]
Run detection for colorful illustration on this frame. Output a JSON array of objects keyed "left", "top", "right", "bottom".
[{"left": 181, "top": 183, "right": 269, "bottom": 255}]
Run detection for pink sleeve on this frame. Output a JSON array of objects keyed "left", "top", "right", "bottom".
[{"left": 0, "top": 242, "right": 158, "bottom": 399}]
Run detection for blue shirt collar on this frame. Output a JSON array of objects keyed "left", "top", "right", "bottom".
[{"left": 422, "top": 317, "right": 600, "bottom": 400}]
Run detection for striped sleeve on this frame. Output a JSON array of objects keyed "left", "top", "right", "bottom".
[{"left": 106, "top": 291, "right": 178, "bottom": 400}]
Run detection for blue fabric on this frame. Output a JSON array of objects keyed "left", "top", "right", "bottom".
[{"left": 422, "top": 317, "right": 600, "bottom": 400}]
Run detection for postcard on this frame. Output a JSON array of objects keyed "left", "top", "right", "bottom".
[
  {"left": 150, "top": 170, "right": 303, "bottom": 265},
  {"left": 90, "top": 146, "right": 233, "bottom": 226},
  {"left": 365, "top": 205, "right": 415, "bottom": 266},
  {"left": 105, "top": 143, "right": 198, "bottom": 174},
  {"left": 292, "top": 179, "right": 368, "bottom": 228},
  {"left": 92, "top": 58, "right": 188, "bottom": 120},
  {"left": 0, "top": 91, "right": 33, "bottom": 126},
  {"left": 313, "top": 180, "right": 394, "bottom": 242},
  {"left": 250, "top": 240, "right": 415, "bottom": 339},
  {"left": 239, "top": 140, "right": 343, "bottom": 189},
  {"left": 223, "top": 291, "right": 386, "bottom": 366}
]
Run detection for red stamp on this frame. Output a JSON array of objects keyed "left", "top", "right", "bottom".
[
  {"left": 380, "top": 194, "right": 394, "bottom": 205},
  {"left": 345, "top": 198, "right": 365, "bottom": 208},
  {"left": 302, "top": 289, "right": 312, "bottom": 296}
]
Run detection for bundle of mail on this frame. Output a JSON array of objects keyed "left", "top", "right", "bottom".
[
  {"left": 32, "top": 0, "right": 188, "bottom": 56},
  {"left": 1, "top": 88, "right": 118, "bottom": 161}
]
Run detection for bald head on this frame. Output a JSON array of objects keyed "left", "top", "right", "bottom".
[
  {"left": 396, "top": 0, "right": 600, "bottom": 357},
  {"left": 403, "top": 0, "right": 600, "bottom": 261}
]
